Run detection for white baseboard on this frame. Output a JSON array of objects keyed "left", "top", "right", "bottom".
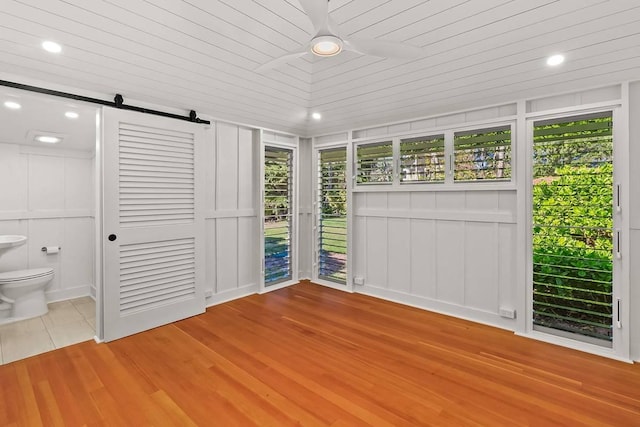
[
  {"left": 356, "top": 284, "right": 516, "bottom": 331},
  {"left": 206, "top": 283, "right": 259, "bottom": 307},
  {"left": 46, "top": 285, "right": 91, "bottom": 303}
]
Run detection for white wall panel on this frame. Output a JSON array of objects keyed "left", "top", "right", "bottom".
[
  {"left": 216, "top": 217, "right": 238, "bottom": 292},
  {"left": 28, "top": 154, "right": 65, "bottom": 211},
  {"left": 498, "top": 223, "right": 516, "bottom": 312},
  {"left": 27, "top": 218, "right": 63, "bottom": 293},
  {"left": 387, "top": 218, "right": 411, "bottom": 293},
  {"left": 387, "top": 193, "right": 410, "bottom": 211},
  {"left": 0, "top": 143, "right": 27, "bottom": 211},
  {"left": 464, "top": 222, "right": 498, "bottom": 312},
  {"left": 205, "top": 219, "right": 217, "bottom": 293},
  {"left": 204, "top": 122, "right": 260, "bottom": 305},
  {"left": 62, "top": 217, "right": 94, "bottom": 294},
  {"left": 465, "top": 191, "right": 498, "bottom": 212},
  {"left": 216, "top": 123, "right": 239, "bottom": 211},
  {"left": 237, "top": 217, "right": 257, "bottom": 288},
  {"left": 527, "top": 85, "right": 621, "bottom": 113},
  {"left": 365, "top": 217, "right": 388, "bottom": 288},
  {"left": 353, "top": 216, "right": 366, "bottom": 284},
  {"left": 204, "top": 126, "right": 217, "bottom": 213},
  {"left": 0, "top": 144, "right": 94, "bottom": 302},
  {"left": 410, "top": 192, "right": 436, "bottom": 210},
  {"left": 410, "top": 219, "right": 436, "bottom": 298},
  {"left": 435, "top": 192, "right": 465, "bottom": 211},
  {"left": 237, "top": 127, "right": 255, "bottom": 210},
  {"left": 366, "top": 193, "right": 388, "bottom": 210},
  {"left": 65, "top": 157, "right": 94, "bottom": 212},
  {"left": 435, "top": 220, "right": 465, "bottom": 305}
]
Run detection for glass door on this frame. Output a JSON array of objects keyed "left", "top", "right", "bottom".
[
  {"left": 531, "top": 112, "right": 615, "bottom": 347},
  {"left": 317, "top": 147, "right": 347, "bottom": 284},
  {"left": 264, "top": 146, "right": 294, "bottom": 286}
]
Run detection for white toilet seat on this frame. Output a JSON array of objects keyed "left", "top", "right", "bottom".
[{"left": 0, "top": 268, "right": 53, "bottom": 283}]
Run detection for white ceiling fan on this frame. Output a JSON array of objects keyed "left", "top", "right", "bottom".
[{"left": 256, "top": 0, "right": 424, "bottom": 72}]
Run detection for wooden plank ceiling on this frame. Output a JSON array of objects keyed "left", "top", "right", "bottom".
[{"left": 1, "top": 0, "right": 639, "bottom": 136}]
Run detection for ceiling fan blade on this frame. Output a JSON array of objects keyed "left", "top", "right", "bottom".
[
  {"left": 298, "top": 0, "right": 329, "bottom": 34},
  {"left": 255, "top": 49, "right": 309, "bottom": 72},
  {"left": 344, "top": 38, "right": 424, "bottom": 59}
]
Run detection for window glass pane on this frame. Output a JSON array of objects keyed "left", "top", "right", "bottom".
[
  {"left": 264, "top": 147, "right": 293, "bottom": 286},
  {"left": 454, "top": 125, "right": 511, "bottom": 181},
  {"left": 318, "top": 148, "right": 347, "bottom": 284},
  {"left": 356, "top": 141, "right": 393, "bottom": 184},
  {"left": 400, "top": 134, "right": 445, "bottom": 183}
]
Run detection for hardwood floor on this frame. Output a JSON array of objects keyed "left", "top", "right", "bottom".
[{"left": 1, "top": 281, "right": 639, "bottom": 426}]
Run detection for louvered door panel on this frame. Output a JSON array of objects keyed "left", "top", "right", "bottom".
[
  {"left": 119, "top": 123, "right": 195, "bottom": 227},
  {"left": 119, "top": 238, "right": 196, "bottom": 315},
  {"left": 103, "top": 108, "right": 205, "bottom": 342}
]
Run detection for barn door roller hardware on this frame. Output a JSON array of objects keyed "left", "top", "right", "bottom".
[{"left": 0, "top": 80, "right": 210, "bottom": 125}]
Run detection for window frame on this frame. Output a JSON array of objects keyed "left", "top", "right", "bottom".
[{"left": 352, "top": 120, "right": 516, "bottom": 192}]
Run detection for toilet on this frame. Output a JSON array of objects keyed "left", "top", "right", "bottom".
[{"left": 0, "top": 268, "right": 54, "bottom": 319}]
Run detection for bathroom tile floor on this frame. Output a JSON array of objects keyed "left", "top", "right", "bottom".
[{"left": 0, "top": 296, "right": 95, "bottom": 365}]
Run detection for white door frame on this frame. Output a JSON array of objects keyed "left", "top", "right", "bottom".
[
  {"left": 520, "top": 102, "right": 630, "bottom": 361},
  {"left": 259, "top": 134, "right": 299, "bottom": 293},
  {"left": 311, "top": 140, "right": 353, "bottom": 292}
]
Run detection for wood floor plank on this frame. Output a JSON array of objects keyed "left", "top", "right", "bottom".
[{"left": 1, "top": 281, "right": 640, "bottom": 426}]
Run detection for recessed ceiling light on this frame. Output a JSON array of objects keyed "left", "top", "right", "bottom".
[
  {"left": 42, "top": 40, "right": 62, "bottom": 53},
  {"left": 4, "top": 101, "right": 21, "bottom": 110},
  {"left": 311, "top": 36, "right": 343, "bottom": 57},
  {"left": 546, "top": 54, "right": 565, "bottom": 66},
  {"left": 36, "top": 136, "right": 61, "bottom": 144},
  {"left": 65, "top": 111, "right": 79, "bottom": 119},
  {"left": 312, "top": 112, "right": 322, "bottom": 120}
]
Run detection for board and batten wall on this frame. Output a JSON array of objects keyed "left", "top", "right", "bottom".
[
  {"left": 314, "top": 83, "right": 640, "bottom": 359},
  {"left": 350, "top": 104, "right": 519, "bottom": 330},
  {"left": 0, "top": 142, "right": 95, "bottom": 301},
  {"left": 203, "top": 122, "right": 259, "bottom": 305}
]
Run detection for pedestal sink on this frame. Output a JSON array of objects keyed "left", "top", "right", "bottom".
[{"left": 0, "top": 235, "right": 27, "bottom": 259}]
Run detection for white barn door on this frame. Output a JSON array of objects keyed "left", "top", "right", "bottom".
[{"left": 102, "top": 108, "right": 206, "bottom": 341}]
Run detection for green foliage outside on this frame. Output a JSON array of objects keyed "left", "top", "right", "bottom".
[
  {"left": 532, "top": 116, "right": 613, "bottom": 340},
  {"left": 264, "top": 160, "right": 290, "bottom": 220},
  {"left": 320, "top": 218, "right": 347, "bottom": 254}
]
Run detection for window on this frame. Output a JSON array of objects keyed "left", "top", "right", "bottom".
[
  {"left": 400, "top": 134, "right": 445, "bottom": 183},
  {"left": 454, "top": 125, "right": 511, "bottom": 181},
  {"left": 264, "top": 146, "right": 293, "bottom": 286},
  {"left": 532, "top": 112, "right": 614, "bottom": 346},
  {"left": 356, "top": 141, "right": 393, "bottom": 184},
  {"left": 317, "top": 148, "right": 347, "bottom": 284}
]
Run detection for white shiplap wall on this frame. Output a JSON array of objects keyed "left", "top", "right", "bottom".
[{"left": 0, "top": 143, "right": 95, "bottom": 301}]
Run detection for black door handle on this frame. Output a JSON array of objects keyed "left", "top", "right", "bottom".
[{"left": 108, "top": 234, "right": 117, "bottom": 242}]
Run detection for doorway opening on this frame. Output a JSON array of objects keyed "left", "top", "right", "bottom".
[{"left": 531, "top": 111, "right": 615, "bottom": 347}]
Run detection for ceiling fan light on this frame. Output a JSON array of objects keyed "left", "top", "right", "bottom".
[{"left": 311, "top": 36, "right": 343, "bottom": 57}]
